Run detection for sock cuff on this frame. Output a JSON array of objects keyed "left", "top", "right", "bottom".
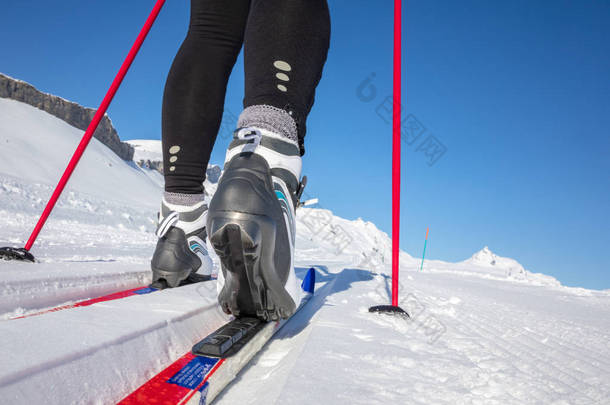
[
  {"left": 163, "top": 192, "right": 205, "bottom": 207},
  {"left": 237, "top": 105, "right": 298, "bottom": 144}
]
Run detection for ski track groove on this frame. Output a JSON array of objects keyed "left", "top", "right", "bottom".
[
  {"left": 410, "top": 278, "right": 608, "bottom": 404},
  {"left": 0, "top": 270, "right": 150, "bottom": 319},
  {"left": 462, "top": 311, "right": 604, "bottom": 404},
  {"left": 408, "top": 283, "right": 552, "bottom": 403},
  {"left": 366, "top": 277, "right": 544, "bottom": 404},
  {"left": 512, "top": 319, "right": 610, "bottom": 376},
  {"left": 458, "top": 318, "right": 574, "bottom": 403},
  {"left": 468, "top": 299, "right": 610, "bottom": 374},
  {"left": 490, "top": 302, "right": 610, "bottom": 373},
  {"left": 534, "top": 333, "right": 610, "bottom": 376},
  {"left": 443, "top": 316, "right": 552, "bottom": 403},
  {"left": 0, "top": 301, "right": 217, "bottom": 389},
  {"left": 470, "top": 311, "right": 610, "bottom": 402}
]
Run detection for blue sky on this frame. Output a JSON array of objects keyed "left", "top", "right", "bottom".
[{"left": 1, "top": 0, "right": 609, "bottom": 289}]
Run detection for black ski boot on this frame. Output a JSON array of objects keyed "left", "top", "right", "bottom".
[
  {"left": 151, "top": 199, "right": 213, "bottom": 288},
  {"left": 208, "top": 127, "right": 305, "bottom": 321}
]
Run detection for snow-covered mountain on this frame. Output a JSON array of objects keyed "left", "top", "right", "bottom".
[
  {"left": 1, "top": 96, "right": 609, "bottom": 404},
  {"left": 463, "top": 246, "right": 528, "bottom": 280},
  {"left": 0, "top": 97, "right": 160, "bottom": 207},
  {"left": 126, "top": 139, "right": 164, "bottom": 164}
]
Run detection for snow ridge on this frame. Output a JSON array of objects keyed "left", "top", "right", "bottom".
[{"left": 465, "top": 246, "right": 527, "bottom": 279}]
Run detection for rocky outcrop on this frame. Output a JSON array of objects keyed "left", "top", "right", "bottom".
[
  {"left": 0, "top": 73, "right": 134, "bottom": 161},
  {"left": 136, "top": 159, "right": 164, "bottom": 173},
  {"left": 206, "top": 165, "right": 221, "bottom": 183}
]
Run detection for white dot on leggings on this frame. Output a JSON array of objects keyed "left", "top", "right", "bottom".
[
  {"left": 169, "top": 166, "right": 176, "bottom": 172},
  {"left": 276, "top": 73, "right": 289, "bottom": 81},
  {"left": 273, "top": 60, "right": 291, "bottom": 71},
  {"left": 169, "top": 156, "right": 178, "bottom": 163},
  {"left": 169, "top": 145, "right": 180, "bottom": 154},
  {"left": 277, "top": 84, "right": 288, "bottom": 92}
]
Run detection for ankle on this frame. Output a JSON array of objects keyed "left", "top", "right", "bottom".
[
  {"left": 163, "top": 192, "right": 206, "bottom": 210},
  {"left": 237, "top": 104, "right": 298, "bottom": 145}
]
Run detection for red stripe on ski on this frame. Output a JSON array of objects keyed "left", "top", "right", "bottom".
[
  {"left": 118, "top": 353, "right": 225, "bottom": 405},
  {"left": 73, "top": 287, "right": 151, "bottom": 307},
  {"left": 10, "top": 286, "right": 152, "bottom": 320}
]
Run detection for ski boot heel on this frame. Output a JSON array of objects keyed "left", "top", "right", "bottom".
[
  {"left": 209, "top": 126, "right": 304, "bottom": 320},
  {"left": 209, "top": 213, "right": 295, "bottom": 321},
  {"left": 151, "top": 227, "right": 197, "bottom": 288},
  {"left": 209, "top": 219, "right": 261, "bottom": 318}
]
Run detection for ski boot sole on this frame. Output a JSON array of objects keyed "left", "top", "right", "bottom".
[
  {"left": 151, "top": 268, "right": 193, "bottom": 289},
  {"left": 209, "top": 213, "right": 296, "bottom": 321},
  {"left": 150, "top": 272, "right": 212, "bottom": 289}
]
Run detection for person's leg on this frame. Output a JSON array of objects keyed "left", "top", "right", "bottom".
[
  {"left": 240, "top": 0, "right": 331, "bottom": 156},
  {"left": 152, "top": 0, "right": 250, "bottom": 288},
  {"left": 208, "top": 0, "right": 330, "bottom": 319},
  {"left": 162, "top": 0, "right": 250, "bottom": 197}
]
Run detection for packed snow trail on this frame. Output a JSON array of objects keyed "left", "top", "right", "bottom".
[
  {"left": 1, "top": 96, "right": 609, "bottom": 404},
  {"left": 118, "top": 268, "right": 318, "bottom": 404},
  {"left": 0, "top": 281, "right": 230, "bottom": 404},
  {"left": 216, "top": 263, "right": 610, "bottom": 405},
  {"left": 1, "top": 259, "right": 609, "bottom": 404}
]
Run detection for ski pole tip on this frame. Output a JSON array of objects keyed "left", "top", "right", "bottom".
[
  {"left": 0, "top": 247, "right": 36, "bottom": 263},
  {"left": 369, "top": 304, "right": 410, "bottom": 319}
]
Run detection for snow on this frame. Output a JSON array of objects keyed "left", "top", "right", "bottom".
[
  {"left": 1, "top": 98, "right": 609, "bottom": 404},
  {"left": 125, "top": 139, "right": 163, "bottom": 164},
  {"left": 0, "top": 98, "right": 161, "bottom": 207}
]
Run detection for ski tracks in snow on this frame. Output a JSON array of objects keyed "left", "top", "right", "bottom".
[
  {"left": 382, "top": 272, "right": 610, "bottom": 404},
  {"left": 215, "top": 264, "right": 610, "bottom": 405},
  {"left": 451, "top": 296, "right": 610, "bottom": 403}
]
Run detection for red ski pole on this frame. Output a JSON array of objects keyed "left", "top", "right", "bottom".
[
  {"left": 390, "top": 0, "right": 402, "bottom": 308},
  {"left": 369, "top": 0, "right": 408, "bottom": 317},
  {"left": 0, "top": 0, "right": 166, "bottom": 262}
]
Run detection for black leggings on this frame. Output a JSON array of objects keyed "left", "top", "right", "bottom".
[{"left": 162, "top": 0, "right": 330, "bottom": 194}]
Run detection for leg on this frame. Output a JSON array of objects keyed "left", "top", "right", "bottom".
[
  {"left": 162, "top": 0, "right": 250, "bottom": 196},
  {"left": 241, "top": 0, "right": 331, "bottom": 155},
  {"left": 152, "top": 0, "right": 250, "bottom": 288},
  {"left": 208, "top": 1, "right": 331, "bottom": 319}
]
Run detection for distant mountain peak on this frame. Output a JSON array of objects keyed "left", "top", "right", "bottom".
[
  {"left": 471, "top": 246, "right": 498, "bottom": 265},
  {"left": 464, "top": 246, "right": 529, "bottom": 280}
]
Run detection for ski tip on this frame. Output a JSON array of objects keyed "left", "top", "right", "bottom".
[{"left": 301, "top": 267, "right": 316, "bottom": 294}]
